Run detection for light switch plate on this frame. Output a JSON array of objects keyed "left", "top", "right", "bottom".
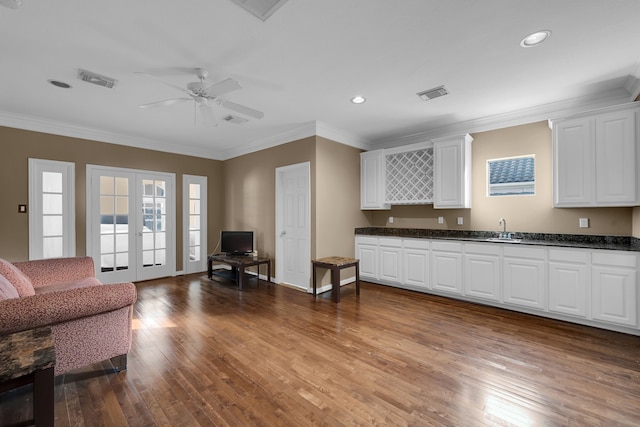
[
  {"left": 457, "top": 217, "right": 463, "bottom": 225},
  {"left": 579, "top": 218, "right": 589, "bottom": 228}
]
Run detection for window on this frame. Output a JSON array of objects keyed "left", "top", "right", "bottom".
[
  {"left": 29, "top": 159, "right": 75, "bottom": 259},
  {"left": 487, "top": 155, "right": 535, "bottom": 196},
  {"left": 183, "top": 175, "right": 207, "bottom": 274}
]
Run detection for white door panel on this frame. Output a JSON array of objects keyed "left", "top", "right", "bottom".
[{"left": 276, "top": 163, "right": 310, "bottom": 290}]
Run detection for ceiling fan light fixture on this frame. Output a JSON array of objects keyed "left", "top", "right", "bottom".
[
  {"left": 351, "top": 95, "right": 366, "bottom": 104},
  {"left": 520, "top": 30, "right": 551, "bottom": 47}
]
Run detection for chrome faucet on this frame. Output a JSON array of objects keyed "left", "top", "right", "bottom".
[{"left": 498, "top": 218, "right": 510, "bottom": 239}]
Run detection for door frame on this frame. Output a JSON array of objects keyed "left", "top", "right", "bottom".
[
  {"left": 275, "top": 162, "right": 311, "bottom": 291},
  {"left": 86, "top": 165, "right": 176, "bottom": 283}
]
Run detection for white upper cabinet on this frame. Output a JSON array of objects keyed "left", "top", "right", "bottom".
[
  {"left": 384, "top": 143, "right": 434, "bottom": 205},
  {"left": 360, "top": 134, "right": 472, "bottom": 209},
  {"left": 433, "top": 134, "right": 473, "bottom": 209},
  {"left": 360, "top": 150, "right": 389, "bottom": 210},
  {"left": 552, "top": 103, "right": 640, "bottom": 207}
]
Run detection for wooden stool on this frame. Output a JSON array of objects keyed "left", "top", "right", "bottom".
[{"left": 312, "top": 256, "right": 360, "bottom": 302}]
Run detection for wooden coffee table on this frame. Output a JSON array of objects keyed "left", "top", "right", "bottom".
[{"left": 207, "top": 254, "right": 271, "bottom": 290}]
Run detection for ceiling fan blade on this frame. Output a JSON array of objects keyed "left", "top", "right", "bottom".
[
  {"left": 205, "top": 78, "right": 242, "bottom": 97},
  {"left": 198, "top": 102, "right": 217, "bottom": 126},
  {"left": 139, "top": 98, "right": 192, "bottom": 108},
  {"left": 217, "top": 99, "right": 264, "bottom": 119},
  {"left": 135, "top": 72, "right": 190, "bottom": 95}
]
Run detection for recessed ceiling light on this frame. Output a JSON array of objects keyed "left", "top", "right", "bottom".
[
  {"left": 520, "top": 30, "right": 551, "bottom": 47},
  {"left": 48, "top": 80, "right": 72, "bottom": 89},
  {"left": 351, "top": 96, "right": 366, "bottom": 104}
]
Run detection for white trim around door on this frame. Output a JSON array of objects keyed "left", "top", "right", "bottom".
[{"left": 275, "top": 162, "right": 311, "bottom": 291}]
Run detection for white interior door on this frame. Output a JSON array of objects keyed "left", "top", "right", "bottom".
[
  {"left": 87, "top": 166, "right": 175, "bottom": 283},
  {"left": 276, "top": 162, "right": 310, "bottom": 290}
]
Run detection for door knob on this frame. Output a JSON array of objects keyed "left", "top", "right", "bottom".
[{"left": 280, "top": 231, "right": 286, "bottom": 237}]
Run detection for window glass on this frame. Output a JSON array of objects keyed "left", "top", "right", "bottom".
[{"left": 487, "top": 155, "right": 535, "bottom": 196}]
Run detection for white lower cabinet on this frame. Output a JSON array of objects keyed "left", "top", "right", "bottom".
[
  {"left": 378, "top": 238, "right": 402, "bottom": 284},
  {"left": 356, "top": 236, "right": 379, "bottom": 280},
  {"left": 591, "top": 251, "right": 637, "bottom": 327},
  {"left": 548, "top": 249, "right": 589, "bottom": 318},
  {"left": 431, "top": 241, "right": 463, "bottom": 295},
  {"left": 403, "top": 239, "right": 430, "bottom": 289},
  {"left": 464, "top": 243, "right": 501, "bottom": 302},
  {"left": 355, "top": 235, "right": 639, "bottom": 334},
  {"left": 502, "top": 246, "right": 546, "bottom": 311}
]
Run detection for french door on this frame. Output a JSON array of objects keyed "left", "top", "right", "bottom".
[{"left": 87, "top": 166, "right": 175, "bottom": 283}]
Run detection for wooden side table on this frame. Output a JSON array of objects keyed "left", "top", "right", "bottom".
[
  {"left": 312, "top": 256, "right": 360, "bottom": 303},
  {"left": 0, "top": 326, "right": 56, "bottom": 427}
]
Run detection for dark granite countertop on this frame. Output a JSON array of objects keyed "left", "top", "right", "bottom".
[{"left": 355, "top": 227, "right": 640, "bottom": 252}]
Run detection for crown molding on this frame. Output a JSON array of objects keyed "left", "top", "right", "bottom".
[
  {"left": 218, "top": 121, "right": 372, "bottom": 160},
  {"left": 218, "top": 121, "right": 318, "bottom": 160},
  {"left": 0, "top": 110, "right": 223, "bottom": 159},
  {"left": 314, "top": 121, "right": 372, "bottom": 151},
  {"left": 370, "top": 88, "right": 633, "bottom": 149},
  {"left": 624, "top": 63, "right": 640, "bottom": 101}
]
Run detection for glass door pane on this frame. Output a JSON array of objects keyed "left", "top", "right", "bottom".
[{"left": 99, "top": 176, "right": 130, "bottom": 273}]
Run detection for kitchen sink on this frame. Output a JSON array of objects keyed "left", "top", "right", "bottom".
[{"left": 486, "top": 237, "right": 522, "bottom": 243}]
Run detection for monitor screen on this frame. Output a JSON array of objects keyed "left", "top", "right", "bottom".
[{"left": 220, "top": 231, "right": 253, "bottom": 255}]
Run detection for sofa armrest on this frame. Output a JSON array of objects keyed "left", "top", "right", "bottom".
[
  {"left": 0, "top": 282, "right": 136, "bottom": 335},
  {"left": 13, "top": 257, "right": 96, "bottom": 288}
]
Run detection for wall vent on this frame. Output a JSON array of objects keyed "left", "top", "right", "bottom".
[
  {"left": 417, "top": 85, "right": 449, "bottom": 101},
  {"left": 77, "top": 69, "right": 118, "bottom": 89},
  {"left": 224, "top": 115, "right": 248, "bottom": 124},
  {"left": 230, "top": 0, "right": 288, "bottom": 21}
]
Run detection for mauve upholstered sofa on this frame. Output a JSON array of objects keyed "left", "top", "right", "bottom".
[{"left": 0, "top": 256, "right": 137, "bottom": 375}]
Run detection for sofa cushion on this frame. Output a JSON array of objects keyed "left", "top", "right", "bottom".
[
  {"left": 0, "top": 274, "right": 19, "bottom": 300},
  {"left": 34, "top": 276, "right": 102, "bottom": 295},
  {"left": 0, "top": 259, "right": 35, "bottom": 297}
]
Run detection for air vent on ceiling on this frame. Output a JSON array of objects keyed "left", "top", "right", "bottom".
[
  {"left": 77, "top": 69, "right": 118, "bottom": 89},
  {"left": 224, "top": 115, "right": 248, "bottom": 124},
  {"left": 230, "top": 0, "right": 288, "bottom": 21},
  {"left": 417, "top": 85, "right": 449, "bottom": 101}
]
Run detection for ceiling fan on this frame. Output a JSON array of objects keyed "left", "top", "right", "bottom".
[{"left": 136, "top": 68, "right": 264, "bottom": 125}]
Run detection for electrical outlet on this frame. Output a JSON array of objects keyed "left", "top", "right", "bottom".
[
  {"left": 457, "top": 217, "right": 463, "bottom": 225},
  {"left": 579, "top": 218, "right": 589, "bottom": 228},
  {"left": 438, "top": 216, "right": 444, "bottom": 224},
  {"left": 388, "top": 216, "right": 394, "bottom": 224}
]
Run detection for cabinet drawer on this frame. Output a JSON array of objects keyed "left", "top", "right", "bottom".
[
  {"left": 592, "top": 251, "right": 637, "bottom": 268},
  {"left": 356, "top": 236, "right": 378, "bottom": 246},
  {"left": 503, "top": 245, "right": 545, "bottom": 260},
  {"left": 431, "top": 241, "right": 462, "bottom": 252},
  {"left": 379, "top": 237, "right": 402, "bottom": 247},
  {"left": 465, "top": 243, "right": 500, "bottom": 256},
  {"left": 403, "top": 238, "right": 429, "bottom": 250},
  {"left": 548, "top": 248, "right": 588, "bottom": 263}
]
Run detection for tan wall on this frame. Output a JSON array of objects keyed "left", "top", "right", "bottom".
[
  {"left": 633, "top": 208, "right": 640, "bottom": 238},
  {"left": 0, "top": 126, "right": 223, "bottom": 266},
  {"left": 369, "top": 121, "right": 633, "bottom": 236},
  {"left": 221, "top": 137, "right": 317, "bottom": 272},
  {"left": 315, "top": 137, "right": 370, "bottom": 284},
  {"left": 222, "top": 136, "right": 370, "bottom": 287}
]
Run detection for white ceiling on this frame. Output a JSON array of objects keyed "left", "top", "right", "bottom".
[{"left": 1, "top": 0, "right": 639, "bottom": 160}]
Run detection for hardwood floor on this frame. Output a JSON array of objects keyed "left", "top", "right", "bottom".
[{"left": 2, "top": 273, "right": 640, "bottom": 426}]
